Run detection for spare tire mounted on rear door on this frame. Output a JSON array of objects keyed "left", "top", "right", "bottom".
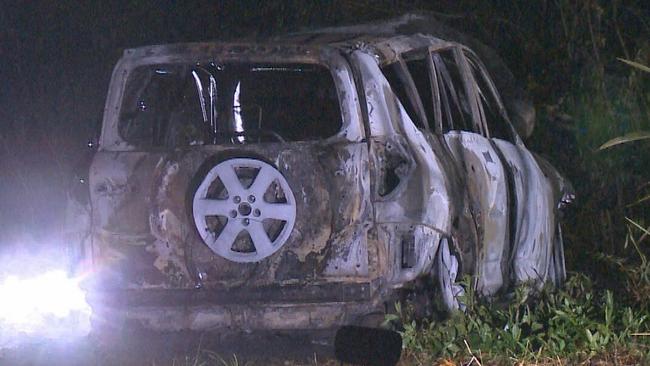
[{"left": 192, "top": 158, "right": 296, "bottom": 263}]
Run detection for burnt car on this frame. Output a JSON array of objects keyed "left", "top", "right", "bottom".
[{"left": 66, "top": 17, "right": 573, "bottom": 334}]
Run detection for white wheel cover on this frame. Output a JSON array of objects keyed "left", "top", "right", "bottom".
[{"left": 192, "top": 158, "right": 296, "bottom": 263}]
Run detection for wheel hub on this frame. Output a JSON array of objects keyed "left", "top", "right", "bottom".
[{"left": 236, "top": 202, "right": 250, "bottom": 216}]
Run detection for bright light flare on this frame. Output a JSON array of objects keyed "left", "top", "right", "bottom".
[{"left": 0, "top": 270, "right": 91, "bottom": 341}]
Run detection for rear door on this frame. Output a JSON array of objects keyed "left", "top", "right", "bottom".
[
  {"left": 428, "top": 47, "right": 512, "bottom": 296},
  {"left": 90, "top": 51, "right": 371, "bottom": 292}
]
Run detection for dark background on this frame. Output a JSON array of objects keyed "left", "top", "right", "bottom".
[{"left": 1, "top": 1, "right": 649, "bottom": 286}]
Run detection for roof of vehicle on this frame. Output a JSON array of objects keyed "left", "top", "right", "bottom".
[
  {"left": 117, "top": 13, "right": 538, "bottom": 139},
  {"left": 121, "top": 13, "right": 459, "bottom": 66}
]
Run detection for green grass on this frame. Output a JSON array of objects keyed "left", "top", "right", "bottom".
[
  {"left": 395, "top": 275, "right": 650, "bottom": 365},
  {"left": 165, "top": 352, "right": 242, "bottom": 366}
]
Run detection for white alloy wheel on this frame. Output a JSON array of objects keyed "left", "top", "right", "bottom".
[{"left": 192, "top": 158, "right": 296, "bottom": 263}]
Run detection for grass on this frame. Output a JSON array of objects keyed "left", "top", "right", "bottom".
[
  {"left": 396, "top": 275, "right": 650, "bottom": 365},
  {"left": 164, "top": 352, "right": 336, "bottom": 366},
  {"left": 166, "top": 352, "right": 242, "bottom": 366}
]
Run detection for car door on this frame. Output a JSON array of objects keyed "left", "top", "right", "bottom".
[
  {"left": 427, "top": 47, "right": 512, "bottom": 297},
  {"left": 463, "top": 50, "right": 561, "bottom": 288},
  {"left": 89, "top": 50, "right": 372, "bottom": 294}
]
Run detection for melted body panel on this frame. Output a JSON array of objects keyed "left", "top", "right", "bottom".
[
  {"left": 90, "top": 142, "right": 372, "bottom": 291},
  {"left": 493, "top": 139, "right": 557, "bottom": 287},
  {"left": 445, "top": 131, "right": 510, "bottom": 296}
]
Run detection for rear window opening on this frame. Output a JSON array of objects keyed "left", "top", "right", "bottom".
[{"left": 118, "top": 62, "right": 342, "bottom": 147}]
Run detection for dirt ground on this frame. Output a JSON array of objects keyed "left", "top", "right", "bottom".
[{"left": 0, "top": 330, "right": 344, "bottom": 366}]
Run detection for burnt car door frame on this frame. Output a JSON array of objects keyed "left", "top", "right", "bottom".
[
  {"left": 90, "top": 46, "right": 374, "bottom": 292},
  {"left": 415, "top": 45, "right": 512, "bottom": 297},
  {"left": 421, "top": 44, "right": 565, "bottom": 293},
  {"left": 461, "top": 49, "right": 565, "bottom": 288},
  {"left": 349, "top": 49, "right": 451, "bottom": 287}
]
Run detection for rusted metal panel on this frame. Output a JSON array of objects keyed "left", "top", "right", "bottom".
[{"left": 88, "top": 282, "right": 373, "bottom": 307}]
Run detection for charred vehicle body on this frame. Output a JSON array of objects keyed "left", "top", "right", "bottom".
[{"left": 67, "top": 16, "right": 573, "bottom": 334}]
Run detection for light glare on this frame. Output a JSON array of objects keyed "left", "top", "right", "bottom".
[{"left": 0, "top": 270, "right": 91, "bottom": 337}]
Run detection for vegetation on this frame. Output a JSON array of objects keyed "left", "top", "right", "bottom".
[{"left": 395, "top": 276, "right": 649, "bottom": 365}]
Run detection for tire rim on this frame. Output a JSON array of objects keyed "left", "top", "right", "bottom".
[{"left": 192, "top": 158, "right": 296, "bottom": 263}]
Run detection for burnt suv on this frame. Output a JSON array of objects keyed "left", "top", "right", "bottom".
[{"left": 67, "top": 18, "right": 572, "bottom": 334}]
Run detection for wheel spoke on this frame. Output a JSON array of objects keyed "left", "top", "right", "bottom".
[
  {"left": 194, "top": 198, "right": 231, "bottom": 216},
  {"left": 249, "top": 165, "right": 276, "bottom": 196},
  {"left": 259, "top": 202, "right": 295, "bottom": 221},
  {"left": 218, "top": 164, "right": 243, "bottom": 196},
  {"left": 247, "top": 221, "right": 274, "bottom": 257},
  {"left": 210, "top": 220, "right": 241, "bottom": 253}
]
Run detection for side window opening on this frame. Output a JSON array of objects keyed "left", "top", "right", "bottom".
[
  {"left": 431, "top": 50, "right": 474, "bottom": 134},
  {"left": 404, "top": 58, "right": 436, "bottom": 132},
  {"left": 380, "top": 62, "right": 428, "bottom": 130},
  {"left": 118, "top": 63, "right": 342, "bottom": 147},
  {"left": 465, "top": 54, "right": 517, "bottom": 142},
  {"left": 381, "top": 50, "right": 492, "bottom": 136}
]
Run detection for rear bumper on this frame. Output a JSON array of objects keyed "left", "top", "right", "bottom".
[
  {"left": 93, "top": 302, "right": 382, "bottom": 332},
  {"left": 87, "top": 281, "right": 384, "bottom": 331}
]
